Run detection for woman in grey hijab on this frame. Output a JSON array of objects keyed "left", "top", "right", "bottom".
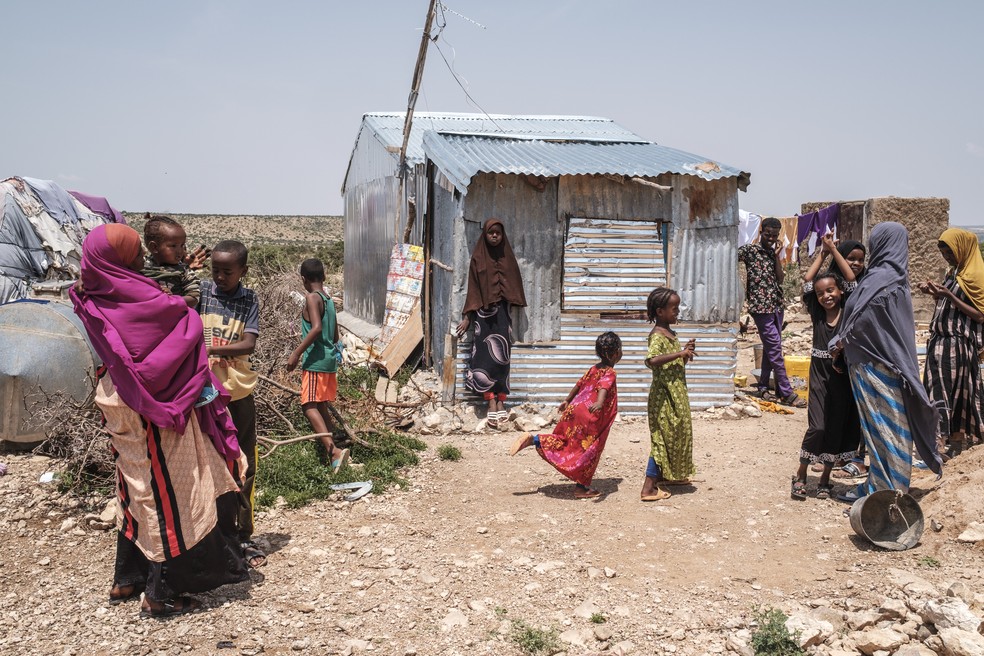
[{"left": 830, "top": 222, "right": 942, "bottom": 501}]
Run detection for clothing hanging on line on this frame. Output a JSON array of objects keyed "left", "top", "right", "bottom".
[
  {"left": 738, "top": 209, "right": 761, "bottom": 247},
  {"left": 797, "top": 203, "right": 840, "bottom": 256}
]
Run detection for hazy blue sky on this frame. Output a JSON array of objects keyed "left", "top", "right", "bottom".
[{"left": 3, "top": 1, "right": 982, "bottom": 223}]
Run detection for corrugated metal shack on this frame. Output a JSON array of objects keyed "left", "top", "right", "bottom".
[{"left": 341, "top": 112, "right": 750, "bottom": 412}]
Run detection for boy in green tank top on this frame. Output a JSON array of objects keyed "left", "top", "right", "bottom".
[{"left": 286, "top": 259, "right": 349, "bottom": 472}]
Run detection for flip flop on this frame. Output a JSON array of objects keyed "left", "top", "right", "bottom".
[
  {"left": 139, "top": 596, "right": 202, "bottom": 619},
  {"left": 574, "top": 486, "right": 601, "bottom": 499},
  {"left": 331, "top": 448, "right": 350, "bottom": 474},
  {"left": 242, "top": 542, "right": 267, "bottom": 568},
  {"left": 641, "top": 487, "right": 671, "bottom": 502},
  {"left": 778, "top": 393, "right": 807, "bottom": 409},
  {"left": 832, "top": 462, "right": 866, "bottom": 479}
]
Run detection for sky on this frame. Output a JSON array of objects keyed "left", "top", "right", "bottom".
[{"left": 3, "top": 1, "right": 983, "bottom": 223}]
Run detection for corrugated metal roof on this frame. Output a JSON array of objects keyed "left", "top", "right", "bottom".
[
  {"left": 362, "top": 112, "right": 647, "bottom": 163},
  {"left": 423, "top": 131, "right": 747, "bottom": 194}
]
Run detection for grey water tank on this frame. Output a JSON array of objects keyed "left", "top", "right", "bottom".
[{"left": 0, "top": 297, "right": 100, "bottom": 446}]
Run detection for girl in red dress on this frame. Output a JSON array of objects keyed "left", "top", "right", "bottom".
[{"left": 509, "top": 332, "right": 622, "bottom": 498}]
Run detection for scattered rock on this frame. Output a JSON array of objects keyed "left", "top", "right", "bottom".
[
  {"left": 784, "top": 614, "right": 832, "bottom": 648},
  {"left": 894, "top": 645, "right": 938, "bottom": 656},
  {"left": 559, "top": 628, "right": 590, "bottom": 648},
  {"left": 573, "top": 600, "right": 601, "bottom": 619},
  {"left": 440, "top": 609, "right": 468, "bottom": 631},
  {"left": 877, "top": 598, "right": 909, "bottom": 621},
  {"left": 938, "top": 627, "right": 984, "bottom": 656},
  {"left": 949, "top": 582, "right": 974, "bottom": 604},
  {"left": 957, "top": 522, "right": 984, "bottom": 543},
  {"left": 919, "top": 597, "right": 984, "bottom": 634},
  {"left": 852, "top": 628, "right": 908, "bottom": 655}
]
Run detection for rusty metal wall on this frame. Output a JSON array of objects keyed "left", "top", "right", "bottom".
[
  {"left": 669, "top": 176, "right": 741, "bottom": 323},
  {"left": 428, "top": 174, "right": 466, "bottom": 369}
]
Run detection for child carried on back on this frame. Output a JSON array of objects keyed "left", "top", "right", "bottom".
[{"left": 790, "top": 234, "right": 862, "bottom": 500}]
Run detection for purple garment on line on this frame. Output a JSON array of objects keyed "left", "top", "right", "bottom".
[
  {"left": 70, "top": 225, "right": 240, "bottom": 460},
  {"left": 69, "top": 190, "right": 125, "bottom": 224},
  {"left": 797, "top": 203, "right": 840, "bottom": 256}
]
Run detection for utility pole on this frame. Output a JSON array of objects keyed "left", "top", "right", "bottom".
[{"left": 398, "top": 0, "right": 438, "bottom": 244}]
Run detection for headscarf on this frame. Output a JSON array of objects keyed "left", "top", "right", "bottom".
[
  {"left": 836, "top": 239, "right": 867, "bottom": 279},
  {"left": 462, "top": 218, "right": 527, "bottom": 315},
  {"left": 830, "top": 222, "right": 941, "bottom": 475},
  {"left": 939, "top": 228, "right": 984, "bottom": 313},
  {"left": 70, "top": 224, "right": 240, "bottom": 459}
]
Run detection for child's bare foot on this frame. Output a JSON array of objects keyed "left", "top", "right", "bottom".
[{"left": 510, "top": 433, "right": 534, "bottom": 456}]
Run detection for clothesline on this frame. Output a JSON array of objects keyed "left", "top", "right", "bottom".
[{"left": 738, "top": 203, "right": 840, "bottom": 264}]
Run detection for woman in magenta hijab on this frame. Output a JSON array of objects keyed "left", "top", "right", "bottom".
[{"left": 72, "top": 224, "right": 247, "bottom": 617}]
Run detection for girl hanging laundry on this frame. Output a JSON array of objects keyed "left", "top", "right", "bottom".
[
  {"left": 790, "top": 234, "right": 861, "bottom": 500},
  {"left": 918, "top": 228, "right": 984, "bottom": 456},
  {"left": 456, "top": 219, "right": 527, "bottom": 428},
  {"left": 829, "top": 222, "right": 942, "bottom": 501},
  {"left": 509, "top": 332, "right": 622, "bottom": 499}
]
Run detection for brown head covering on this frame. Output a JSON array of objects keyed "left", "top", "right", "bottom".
[
  {"left": 103, "top": 223, "right": 142, "bottom": 266},
  {"left": 462, "top": 218, "right": 527, "bottom": 315}
]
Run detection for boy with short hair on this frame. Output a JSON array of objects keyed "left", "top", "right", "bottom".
[
  {"left": 142, "top": 214, "right": 201, "bottom": 308},
  {"left": 286, "top": 258, "right": 349, "bottom": 472},
  {"left": 737, "top": 217, "right": 805, "bottom": 408},
  {"left": 198, "top": 239, "right": 265, "bottom": 567}
]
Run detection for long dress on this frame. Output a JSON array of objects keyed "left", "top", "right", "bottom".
[
  {"left": 647, "top": 332, "right": 696, "bottom": 481},
  {"left": 799, "top": 281, "right": 861, "bottom": 463},
  {"left": 97, "top": 375, "right": 248, "bottom": 601},
  {"left": 850, "top": 361, "right": 913, "bottom": 493},
  {"left": 464, "top": 300, "right": 512, "bottom": 396},
  {"left": 535, "top": 365, "right": 618, "bottom": 487},
  {"left": 924, "top": 275, "right": 983, "bottom": 438}
]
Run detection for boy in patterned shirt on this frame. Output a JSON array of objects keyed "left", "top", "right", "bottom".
[
  {"left": 198, "top": 240, "right": 265, "bottom": 567},
  {"left": 737, "top": 217, "right": 805, "bottom": 408}
]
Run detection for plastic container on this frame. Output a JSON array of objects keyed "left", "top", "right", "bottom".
[{"left": 849, "top": 489, "right": 924, "bottom": 551}]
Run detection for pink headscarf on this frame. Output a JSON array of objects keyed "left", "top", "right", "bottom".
[{"left": 71, "top": 224, "right": 240, "bottom": 459}]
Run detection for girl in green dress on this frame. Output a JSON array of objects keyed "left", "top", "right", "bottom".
[{"left": 642, "top": 287, "right": 697, "bottom": 501}]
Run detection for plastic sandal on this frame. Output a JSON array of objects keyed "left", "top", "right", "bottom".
[
  {"left": 790, "top": 476, "right": 807, "bottom": 500},
  {"left": 832, "top": 462, "right": 866, "bottom": 479},
  {"left": 331, "top": 448, "right": 350, "bottom": 474},
  {"left": 779, "top": 393, "right": 807, "bottom": 409},
  {"left": 816, "top": 484, "right": 833, "bottom": 500}
]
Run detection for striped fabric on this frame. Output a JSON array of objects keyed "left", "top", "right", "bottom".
[
  {"left": 850, "top": 362, "right": 912, "bottom": 494},
  {"left": 924, "top": 276, "right": 983, "bottom": 436}
]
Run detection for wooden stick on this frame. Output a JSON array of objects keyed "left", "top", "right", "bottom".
[
  {"left": 258, "top": 394, "right": 296, "bottom": 433},
  {"left": 258, "top": 373, "right": 300, "bottom": 396}
]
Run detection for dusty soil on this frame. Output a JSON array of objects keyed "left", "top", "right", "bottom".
[{"left": 2, "top": 400, "right": 983, "bottom": 656}]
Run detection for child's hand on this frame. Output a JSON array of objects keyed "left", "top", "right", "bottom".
[
  {"left": 917, "top": 281, "right": 932, "bottom": 295},
  {"left": 185, "top": 246, "right": 211, "bottom": 270},
  {"left": 286, "top": 351, "right": 300, "bottom": 372},
  {"left": 455, "top": 317, "right": 471, "bottom": 337},
  {"left": 159, "top": 283, "right": 172, "bottom": 295},
  {"left": 587, "top": 400, "right": 603, "bottom": 414},
  {"left": 558, "top": 400, "right": 569, "bottom": 413},
  {"left": 821, "top": 232, "right": 837, "bottom": 254},
  {"left": 681, "top": 339, "right": 697, "bottom": 363}
]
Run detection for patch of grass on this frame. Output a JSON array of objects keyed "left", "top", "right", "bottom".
[
  {"left": 510, "top": 621, "right": 560, "bottom": 656},
  {"left": 437, "top": 444, "right": 462, "bottom": 461},
  {"left": 590, "top": 613, "right": 606, "bottom": 624},
  {"left": 917, "top": 555, "right": 941, "bottom": 568},
  {"left": 750, "top": 607, "right": 804, "bottom": 656},
  {"left": 338, "top": 363, "right": 378, "bottom": 403},
  {"left": 255, "top": 429, "right": 426, "bottom": 509},
  {"left": 494, "top": 606, "right": 508, "bottom": 618}
]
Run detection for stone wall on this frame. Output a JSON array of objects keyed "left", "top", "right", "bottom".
[{"left": 800, "top": 197, "right": 950, "bottom": 320}]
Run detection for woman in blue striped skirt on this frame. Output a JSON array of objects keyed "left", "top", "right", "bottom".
[{"left": 829, "top": 222, "right": 942, "bottom": 500}]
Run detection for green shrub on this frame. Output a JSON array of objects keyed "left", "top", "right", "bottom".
[
  {"left": 510, "top": 621, "right": 560, "bottom": 656},
  {"left": 589, "top": 613, "right": 606, "bottom": 624},
  {"left": 437, "top": 444, "right": 462, "bottom": 461},
  {"left": 750, "top": 607, "right": 804, "bottom": 656}
]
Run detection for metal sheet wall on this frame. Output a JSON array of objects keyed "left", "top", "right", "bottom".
[
  {"left": 428, "top": 179, "right": 465, "bottom": 368},
  {"left": 669, "top": 176, "right": 741, "bottom": 322},
  {"left": 558, "top": 174, "right": 671, "bottom": 221}
]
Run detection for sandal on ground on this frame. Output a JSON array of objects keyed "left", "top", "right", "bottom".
[
  {"left": 139, "top": 595, "right": 202, "bottom": 619},
  {"left": 242, "top": 541, "right": 267, "bottom": 568},
  {"left": 832, "top": 462, "right": 866, "bottom": 479},
  {"left": 790, "top": 476, "right": 808, "bottom": 500},
  {"left": 486, "top": 413, "right": 499, "bottom": 429},
  {"left": 574, "top": 486, "right": 601, "bottom": 499},
  {"left": 331, "top": 448, "right": 350, "bottom": 474},
  {"left": 109, "top": 583, "right": 144, "bottom": 605},
  {"left": 816, "top": 484, "right": 834, "bottom": 500},
  {"left": 779, "top": 393, "right": 807, "bottom": 409},
  {"left": 641, "top": 486, "right": 671, "bottom": 502}
]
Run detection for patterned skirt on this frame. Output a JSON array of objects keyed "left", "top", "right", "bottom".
[
  {"left": 464, "top": 300, "right": 512, "bottom": 396},
  {"left": 924, "top": 333, "right": 982, "bottom": 437},
  {"left": 850, "top": 362, "right": 912, "bottom": 494}
]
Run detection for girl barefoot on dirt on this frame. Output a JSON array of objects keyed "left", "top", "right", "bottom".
[
  {"left": 509, "top": 332, "right": 621, "bottom": 499},
  {"left": 791, "top": 233, "right": 861, "bottom": 500},
  {"left": 642, "top": 287, "right": 696, "bottom": 502}
]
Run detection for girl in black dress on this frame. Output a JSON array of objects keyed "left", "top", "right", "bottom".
[{"left": 791, "top": 234, "right": 862, "bottom": 500}]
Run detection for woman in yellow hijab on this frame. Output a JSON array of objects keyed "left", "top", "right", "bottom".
[{"left": 918, "top": 227, "right": 984, "bottom": 456}]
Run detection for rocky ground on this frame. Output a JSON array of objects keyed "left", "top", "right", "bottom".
[{"left": 2, "top": 400, "right": 984, "bottom": 656}]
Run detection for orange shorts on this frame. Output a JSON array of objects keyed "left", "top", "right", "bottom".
[{"left": 301, "top": 370, "right": 338, "bottom": 405}]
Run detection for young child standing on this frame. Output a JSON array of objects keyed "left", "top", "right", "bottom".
[
  {"left": 286, "top": 259, "right": 349, "bottom": 472},
  {"left": 509, "top": 332, "right": 621, "bottom": 499},
  {"left": 791, "top": 234, "right": 861, "bottom": 500},
  {"left": 198, "top": 240, "right": 264, "bottom": 568},
  {"left": 142, "top": 214, "right": 201, "bottom": 308},
  {"left": 737, "top": 217, "right": 805, "bottom": 408},
  {"left": 642, "top": 287, "right": 696, "bottom": 502}
]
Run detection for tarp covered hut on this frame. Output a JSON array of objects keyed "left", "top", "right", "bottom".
[{"left": 340, "top": 112, "right": 750, "bottom": 412}]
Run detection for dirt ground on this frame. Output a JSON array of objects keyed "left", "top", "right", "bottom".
[{"left": 2, "top": 385, "right": 983, "bottom": 655}]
